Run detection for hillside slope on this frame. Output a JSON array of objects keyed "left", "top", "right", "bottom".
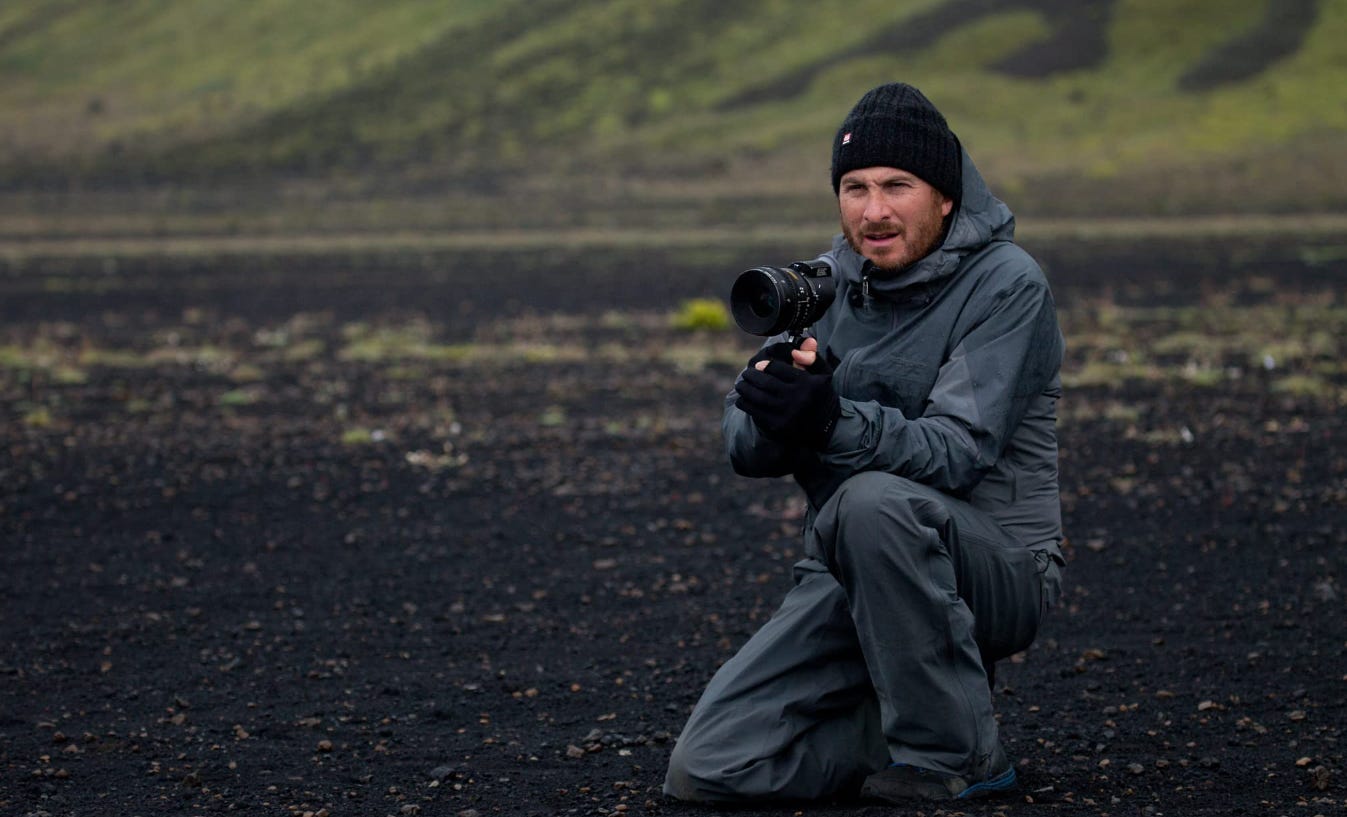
[{"left": 1, "top": 0, "right": 1345, "bottom": 218}]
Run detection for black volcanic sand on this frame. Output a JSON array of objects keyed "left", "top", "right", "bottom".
[{"left": 2, "top": 239, "right": 1345, "bottom": 816}]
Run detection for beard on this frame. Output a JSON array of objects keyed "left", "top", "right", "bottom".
[{"left": 841, "top": 211, "right": 949, "bottom": 276}]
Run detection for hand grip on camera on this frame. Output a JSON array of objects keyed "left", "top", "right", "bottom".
[{"left": 735, "top": 358, "right": 841, "bottom": 449}]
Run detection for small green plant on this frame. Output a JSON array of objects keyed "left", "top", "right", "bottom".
[
  {"left": 22, "top": 407, "right": 54, "bottom": 428},
  {"left": 539, "top": 407, "right": 567, "bottom": 427},
  {"left": 341, "top": 427, "right": 382, "bottom": 445},
  {"left": 671, "top": 299, "right": 730, "bottom": 332},
  {"left": 1272, "top": 374, "right": 1335, "bottom": 399},
  {"left": 219, "top": 388, "right": 259, "bottom": 407}
]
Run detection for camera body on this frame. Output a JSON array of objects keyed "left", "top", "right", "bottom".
[{"left": 729, "top": 260, "right": 836, "bottom": 338}]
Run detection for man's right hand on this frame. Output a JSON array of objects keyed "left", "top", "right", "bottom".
[
  {"left": 747, "top": 342, "right": 798, "bottom": 370},
  {"left": 747, "top": 338, "right": 829, "bottom": 373},
  {"left": 788, "top": 337, "right": 829, "bottom": 374}
]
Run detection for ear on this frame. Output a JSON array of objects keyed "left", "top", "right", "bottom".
[{"left": 940, "top": 196, "right": 954, "bottom": 218}]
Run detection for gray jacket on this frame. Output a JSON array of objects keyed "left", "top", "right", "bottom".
[{"left": 724, "top": 151, "right": 1064, "bottom": 556}]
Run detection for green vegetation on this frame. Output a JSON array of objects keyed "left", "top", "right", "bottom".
[
  {"left": 1, "top": 0, "right": 1345, "bottom": 231},
  {"left": 671, "top": 299, "right": 731, "bottom": 332},
  {"left": 219, "top": 387, "right": 262, "bottom": 407},
  {"left": 340, "top": 427, "right": 381, "bottom": 446},
  {"left": 2, "top": 293, "right": 1343, "bottom": 448},
  {"left": 337, "top": 321, "right": 474, "bottom": 363},
  {"left": 1060, "top": 299, "right": 1347, "bottom": 394},
  {"left": 0, "top": 1, "right": 496, "bottom": 163}
]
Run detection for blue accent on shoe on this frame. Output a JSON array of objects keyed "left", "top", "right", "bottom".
[{"left": 956, "top": 765, "right": 1017, "bottom": 798}]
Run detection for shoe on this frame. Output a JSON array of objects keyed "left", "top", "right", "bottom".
[{"left": 860, "top": 743, "right": 1017, "bottom": 802}]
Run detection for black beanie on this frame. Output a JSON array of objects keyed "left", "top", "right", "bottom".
[{"left": 830, "top": 82, "right": 962, "bottom": 202}]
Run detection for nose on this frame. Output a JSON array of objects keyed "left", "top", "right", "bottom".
[{"left": 861, "top": 189, "right": 892, "bottom": 224}]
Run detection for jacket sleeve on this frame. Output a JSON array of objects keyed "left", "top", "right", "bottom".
[{"left": 816, "top": 277, "right": 1062, "bottom": 495}]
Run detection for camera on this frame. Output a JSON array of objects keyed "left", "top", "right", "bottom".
[{"left": 729, "top": 260, "right": 835, "bottom": 338}]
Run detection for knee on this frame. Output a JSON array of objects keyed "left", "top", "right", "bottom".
[
  {"left": 824, "top": 473, "right": 932, "bottom": 561},
  {"left": 663, "top": 736, "right": 735, "bottom": 802},
  {"left": 664, "top": 719, "right": 784, "bottom": 803},
  {"left": 832, "top": 472, "right": 923, "bottom": 518},
  {"left": 662, "top": 740, "right": 698, "bottom": 800}
]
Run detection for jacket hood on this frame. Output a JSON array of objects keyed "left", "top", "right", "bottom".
[{"left": 824, "top": 148, "right": 1016, "bottom": 294}]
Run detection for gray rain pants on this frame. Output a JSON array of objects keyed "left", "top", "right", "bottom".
[{"left": 664, "top": 472, "right": 1062, "bottom": 803}]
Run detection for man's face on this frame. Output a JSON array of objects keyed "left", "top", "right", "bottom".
[{"left": 838, "top": 167, "right": 954, "bottom": 274}]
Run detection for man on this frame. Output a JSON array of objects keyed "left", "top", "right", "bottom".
[{"left": 664, "top": 82, "right": 1065, "bottom": 804}]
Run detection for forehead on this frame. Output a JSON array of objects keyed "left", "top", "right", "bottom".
[{"left": 839, "top": 166, "right": 923, "bottom": 185}]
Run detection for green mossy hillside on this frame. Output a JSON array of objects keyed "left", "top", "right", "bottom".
[{"left": 1, "top": 0, "right": 1344, "bottom": 218}]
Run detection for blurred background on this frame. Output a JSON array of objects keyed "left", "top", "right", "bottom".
[
  {"left": 1, "top": 0, "right": 1344, "bottom": 247},
  {"left": 4, "top": 9, "right": 1347, "bottom": 815}
]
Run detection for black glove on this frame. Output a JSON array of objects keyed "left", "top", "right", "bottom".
[
  {"left": 735, "top": 359, "right": 841, "bottom": 449},
  {"left": 747, "top": 340, "right": 836, "bottom": 374},
  {"left": 746, "top": 342, "right": 797, "bottom": 369}
]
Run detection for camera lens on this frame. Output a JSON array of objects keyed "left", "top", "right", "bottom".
[
  {"left": 730, "top": 269, "right": 788, "bottom": 335},
  {"left": 730, "top": 262, "right": 834, "bottom": 337},
  {"left": 747, "top": 282, "right": 778, "bottom": 319}
]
